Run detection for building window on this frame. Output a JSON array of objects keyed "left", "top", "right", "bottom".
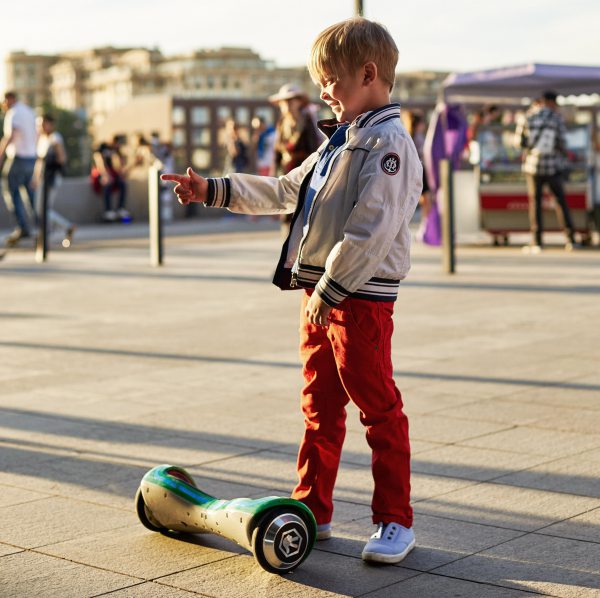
[
  {"left": 235, "top": 107, "right": 249, "bottom": 125},
  {"left": 192, "top": 128, "right": 211, "bottom": 145},
  {"left": 173, "top": 128, "right": 186, "bottom": 148},
  {"left": 172, "top": 106, "right": 186, "bottom": 126},
  {"left": 254, "top": 106, "right": 274, "bottom": 125},
  {"left": 192, "top": 148, "right": 211, "bottom": 170},
  {"left": 191, "top": 107, "right": 210, "bottom": 126},
  {"left": 217, "top": 106, "right": 231, "bottom": 123}
]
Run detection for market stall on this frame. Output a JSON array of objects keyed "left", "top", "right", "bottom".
[{"left": 442, "top": 63, "right": 600, "bottom": 245}]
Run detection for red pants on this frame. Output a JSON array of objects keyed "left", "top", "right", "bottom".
[{"left": 291, "top": 291, "right": 413, "bottom": 527}]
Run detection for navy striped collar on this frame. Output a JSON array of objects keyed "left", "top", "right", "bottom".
[
  {"left": 355, "top": 103, "right": 402, "bottom": 128},
  {"left": 317, "top": 103, "right": 402, "bottom": 138}
]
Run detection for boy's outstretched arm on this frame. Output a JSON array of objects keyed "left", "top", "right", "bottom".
[{"left": 161, "top": 167, "right": 208, "bottom": 205}]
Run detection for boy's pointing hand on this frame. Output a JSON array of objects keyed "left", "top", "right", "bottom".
[{"left": 161, "top": 167, "right": 208, "bottom": 205}]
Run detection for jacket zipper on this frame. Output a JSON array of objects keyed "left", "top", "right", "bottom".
[{"left": 293, "top": 139, "right": 349, "bottom": 282}]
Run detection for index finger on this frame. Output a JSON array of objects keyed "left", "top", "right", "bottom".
[{"left": 160, "top": 173, "right": 187, "bottom": 183}]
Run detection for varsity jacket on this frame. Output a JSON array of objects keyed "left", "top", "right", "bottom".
[{"left": 205, "top": 103, "right": 423, "bottom": 306}]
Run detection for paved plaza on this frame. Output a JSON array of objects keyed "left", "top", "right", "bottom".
[{"left": 0, "top": 220, "right": 599, "bottom": 597}]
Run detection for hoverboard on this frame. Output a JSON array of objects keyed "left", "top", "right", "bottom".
[{"left": 135, "top": 464, "right": 317, "bottom": 573}]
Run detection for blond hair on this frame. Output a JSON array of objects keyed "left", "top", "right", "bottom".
[{"left": 308, "top": 18, "right": 399, "bottom": 91}]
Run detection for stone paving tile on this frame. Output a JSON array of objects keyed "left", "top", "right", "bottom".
[
  {"left": 0, "top": 496, "right": 132, "bottom": 549},
  {"left": 133, "top": 407, "right": 303, "bottom": 451},
  {"left": 362, "top": 572, "right": 535, "bottom": 597},
  {"left": 96, "top": 581, "right": 205, "bottom": 597},
  {"left": 414, "top": 482, "right": 600, "bottom": 532},
  {"left": 578, "top": 447, "right": 600, "bottom": 463},
  {"left": 410, "top": 472, "right": 478, "bottom": 503},
  {"left": 435, "top": 533, "right": 600, "bottom": 597},
  {"left": 0, "top": 551, "right": 138, "bottom": 598},
  {"left": 531, "top": 410, "right": 600, "bottom": 436},
  {"left": 459, "top": 426, "right": 600, "bottom": 458},
  {"left": 501, "top": 385, "right": 600, "bottom": 412},
  {"left": 400, "top": 392, "right": 482, "bottom": 416},
  {"left": 39, "top": 524, "right": 239, "bottom": 579},
  {"left": 433, "top": 397, "right": 572, "bottom": 426},
  {"left": 412, "top": 445, "right": 550, "bottom": 482},
  {"left": 493, "top": 455, "right": 600, "bottom": 498},
  {"left": 0, "top": 483, "right": 51, "bottom": 508},
  {"left": 408, "top": 414, "right": 511, "bottom": 445},
  {"left": 539, "top": 507, "right": 600, "bottom": 544},
  {"left": 158, "top": 549, "right": 418, "bottom": 598},
  {"left": 481, "top": 532, "right": 600, "bottom": 574},
  {"left": 0, "top": 451, "right": 151, "bottom": 500},
  {"left": 0, "top": 542, "right": 23, "bottom": 557}
]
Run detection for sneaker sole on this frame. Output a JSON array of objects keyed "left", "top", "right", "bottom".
[
  {"left": 316, "top": 529, "right": 332, "bottom": 541},
  {"left": 361, "top": 538, "right": 416, "bottom": 564}
]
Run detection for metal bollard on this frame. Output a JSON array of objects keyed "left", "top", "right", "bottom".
[
  {"left": 440, "top": 159, "right": 456, "bottom": 274},
  {"left": 148, "top": 165, "right": 163, "bottom": 266},
  {"left": 35, "top": 164, "right": 49, "bottom": 263}
]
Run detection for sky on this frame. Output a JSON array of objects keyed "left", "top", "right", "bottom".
[{"left": 2, "top": 0, "right": 600, "bottom": 91}]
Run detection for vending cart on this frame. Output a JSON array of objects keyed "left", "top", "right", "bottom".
[
  {"left": 477, "top": 123, "right": 593, "bottom": 245},
  {"left": 439, "top": 63, "right": 600, "bottom": 245}
]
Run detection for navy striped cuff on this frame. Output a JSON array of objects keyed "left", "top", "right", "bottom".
[
  {"left": 315, "top": 273, "right": 350, "bottom": 307},
  {"left": 206, "top": 178, "right": 231, "bottom": 208}
]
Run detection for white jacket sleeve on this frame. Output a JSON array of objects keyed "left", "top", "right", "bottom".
[
  {"left": 204, "top": 152, "right": 319, "bottom": 215},
  {"left": 315, "top": 133, "right": 422, "bottom": 305}
]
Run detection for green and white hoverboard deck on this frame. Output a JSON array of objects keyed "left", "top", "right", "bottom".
[{"left": 136, "top": 464, "right": 317, "bottom": 573}]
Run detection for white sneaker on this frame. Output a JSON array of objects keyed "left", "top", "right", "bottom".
[
  {"left": 522, "top": 244, "right": 542, "bottom": 254},
  {"left": 316, "top": 522, "right": 332, "bottom": 541},
  {"left": 362, "top": 522, "right": 415, "bottom": 564},
  {"left": 117, "top": 208, "right": 131, "bottom": 221},
  {"left": 103, "top": 210, "right": 117, "bottom": 222}
]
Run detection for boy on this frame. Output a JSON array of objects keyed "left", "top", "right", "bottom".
[{"left": 162, "top": 17, "right": 423, "bottom": 564}]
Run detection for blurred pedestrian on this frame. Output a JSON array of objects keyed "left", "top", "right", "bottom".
[
  {"left": 151, "top": 135, "right": 176, "bottom": 222},
  {"left": 32, "top": 114, "right": 75, "bottom": 247},
  {"left": 0, "top": 91, "right": 37, "bottom": 245},
  {"left": 92, "top": 134, "right": 136, "bottom": 222},
  {"left": 269, "top": 83, "right": 322, "bottom": 232},
  {"left": 516, "top": 90, "right": 577, "bottom": 251},
  {"left": 406, "top": 111, "right": 431, "bottom": 241},
  {"left": 222, "top": 119, "right": 249, "bottom": 174},
  {"left": 270, "top": 84, "right": 321, "bottom": 176},
  {"left": 251, "top": 116, "right": 276, "bottom": 176}
]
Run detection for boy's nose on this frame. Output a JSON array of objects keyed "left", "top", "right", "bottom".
[{"left": 320, "top": 88, "right": 330, "bottom": 101}]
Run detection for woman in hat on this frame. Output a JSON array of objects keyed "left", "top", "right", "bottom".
[
  {"left": 270, "top": 84, "right": 322, "bottom": 232},
  {"left": 270, "top": 84, "right": 321, "bottom": 176}
]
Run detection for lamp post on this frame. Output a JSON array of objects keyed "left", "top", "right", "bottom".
[{"left": 355, "top": 0, "right": 363, "bottom": 16}]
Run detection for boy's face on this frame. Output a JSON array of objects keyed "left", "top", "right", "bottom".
[{"left": 318, "top": 67, "right": 370, "bottom": 123}]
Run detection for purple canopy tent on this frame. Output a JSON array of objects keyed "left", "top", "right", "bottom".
[
  {"left": 443, "top": 63, "right": 600, "bottom": 102},
  {"left": 421, "top": 62, "right": 600, "bottom": 248}
]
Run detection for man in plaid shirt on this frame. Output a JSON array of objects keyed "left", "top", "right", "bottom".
[{"left": 516, "top": 90, "right": 576, "bottom": 250}]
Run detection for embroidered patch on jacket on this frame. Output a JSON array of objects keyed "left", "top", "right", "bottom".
[{"left": 381, "top": 153, "right": 400, "bottom": 175}]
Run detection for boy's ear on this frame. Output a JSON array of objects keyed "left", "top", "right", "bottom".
[{"left": 363, "top": 62, "right": 378, "bottom": 86}]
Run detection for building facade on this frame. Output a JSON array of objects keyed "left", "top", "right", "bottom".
[{"left": 4, "top": 46, "right": 447, "bottom": 131}]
